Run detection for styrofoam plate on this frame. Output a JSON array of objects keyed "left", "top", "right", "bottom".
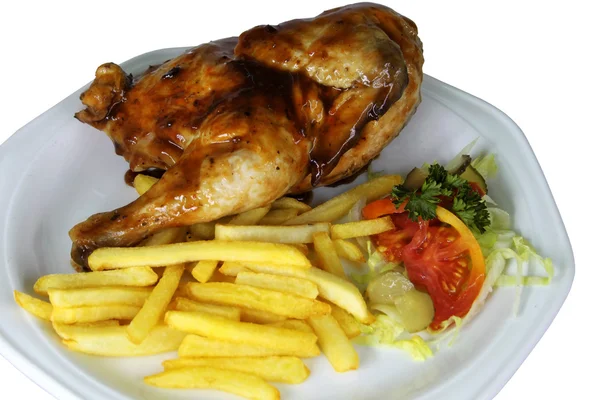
[{"left": 0, "top": 47, "right": 574, "bottom": 400}]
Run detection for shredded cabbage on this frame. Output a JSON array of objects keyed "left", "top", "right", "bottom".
[
  {"left": 393, "top": 336, "right": 433, "bottom": 361},
  {"left": 472, "top": 153, "right": 498, "bottom": 180},
  {"left": 354, "top": 315, "right": 433, "bottom": 361}
]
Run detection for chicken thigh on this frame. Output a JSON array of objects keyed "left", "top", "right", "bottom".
[{"left": 70, "top": 3, "right": 424, "bottom": 268}]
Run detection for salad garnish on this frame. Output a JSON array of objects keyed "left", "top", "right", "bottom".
[{"left": 391, "top": 163, "right": 490, "bottom": 233}]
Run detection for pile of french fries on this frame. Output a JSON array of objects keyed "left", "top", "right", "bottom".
[{"left": 14, "top": 174, "right": 401, "bottom": 400}]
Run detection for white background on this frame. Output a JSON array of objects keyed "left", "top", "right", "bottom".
[{"left": 0, "top": 0, "right": 597, "bottom": 399}]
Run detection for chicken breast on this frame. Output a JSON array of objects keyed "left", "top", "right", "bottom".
[{"left": 70, "top": 3, "right": 424, "bottom": 268}]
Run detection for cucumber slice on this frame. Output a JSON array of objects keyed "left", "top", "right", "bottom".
[{"left": 460, "top": 165, "right": 488, "bottom": 193}]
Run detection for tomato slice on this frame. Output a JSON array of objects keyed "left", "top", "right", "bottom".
[{"left": 367, "top": 201, "right": 486, "bottom": 332}]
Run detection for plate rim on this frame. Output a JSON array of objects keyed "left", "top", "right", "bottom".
[{"left": 0, "top": 46, "right": 575, "bottom": 400}]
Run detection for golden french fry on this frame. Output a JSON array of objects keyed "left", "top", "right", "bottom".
[
  {"left": 52, "top": 305, "right": 141, "bottom": 324},
  {"left": 178, "top": 335, "right": 320, "bottom": 358},
  {"left": 34, "top": 267, "right": 158, "bottom": 295},
  {"left": 189, "top": 221, "right": 217, "bottom": 240},
  {"left": 291, "top": 243, "right": 309, "bottom": 255},
  {"left": 308, "top": 314, "right": 359, "bottom": 372},
  {"left": 240, "top": 308, "right": 286, "bottom": 324},
  {"left": 14, "top": 291, "right": 52, "bottom": 320},
  {"left": 88, "top": 241, "right": 311, "bottom": 270},
  {"left": 331, "top": 216, "right": 395, "bottom": 239},
  {"left": 189, "top": 260, "right": 219, "bottom": 283},
  {"left": 173, "top": 282, "right": 190, "bottom": 299},
  {"left": 328, "top": 302, "right": 362, "bottom": 339},
  {"left": 133, "top": 174, "right": 158, "bottom": 195},
  {"left": 186, "top": 282, "right": 330, "bottom": 319},
  {"left": 60, "top": 324, "right": 185, "bottom": 356},
  {"left": 144, "top": 367, "right": 279, "bottom": 400},
  {"left": 284, "top": 175, "right": 402, "bottom": 225},
  {"left": 268, "top": 320, "right": 314, "bottom": 334},
  {"left": 127, "top": 264, "right": 185, "bottom": 344},
  {"left": 47, "top": 287, "right": 152, "bottom": 308},
  {"left": 313, "top": 232, "right": 346, "bottom": 278},
  {"left": 78, "top": 320, "right": 121, "bottom": 328},
  {"left": 165, "top": 311, "right": 319, "bottom": 355},
  {"left": 52, "top": 321, "right": 120, "bottom": 338},
  {"left": 209, "top": 270, "right": 237, "bottom": 283},
  {"left": 162, "top": 356, "right": 309, "bottom": 384},
  {"left": 219, "top": 262, "right": 250, "bottom": 276},
  {"left": 232, "top": 264, "right": 374, "bottom": 324},
  {"left": 215, "top": 223, "right": 330, "bottom": 244},
  {"left": 173, "top": 297, "right": 241, "bottom": 321},
  {"left": 235, "top": 271, "right": 319, "bottom": 299},
  {"left": 259, "top": 209, "right": 299, "bottom": 225},
  {"left": 228, "top": 206, "right": 272, "bottom": 225},
  {"left": 140, "top": 227, "right": 187, "bottom": 247},
  {"left": 272, "top": 197, "right": 312, "bottom": 213},
  {"left": 333, "top": 239, "right": 366, "bottom": 263}
]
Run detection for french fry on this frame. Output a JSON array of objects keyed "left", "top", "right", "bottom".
[
  {"left": 272, "top": 197, "right": 312, "bottom": 213},
  {"left": 52, "top": 305, "right": 141, "bottom": 324},
  {"left": 47, "top": 287, "right": 152, "bottom": 308},
  {"left": 268, "top": 320, "right": 314, "bottom": 334},
  {"left": 209, "top": 270, "right": 237, "bottom": 283},
  {"left": 291, "top": 243, "right": 309, "bottom": 255},
  {"left": 178, "top": 335, "right": 320, "bottom": 358},
  {"left": 259, "top": 209, "right": 299, "bottom": 225},
  {"left": 141, "top": 227, "right": 187, "bottom": 247},
  {"left": 127, "top": 264, "right": 185, "bottom": 344},
  {"left": 165, "top": 311, "right": 319, "bottom": 355},
  {"left": 308, "top": 314, "right": 359, "bottom": 372},
  {"left": 162, "top": 356, "right": 309, "bottom": 384},
  {"left": 228, "top": 206, "right": 272, "bottom": 225},
  {"left": 78, "top": 320, "right": 121, "bottom": 328},
  {"left": 328, "top": 303, "right": 362, "bottom": 339},
  {"left": 330, "top": 216, "right": 395, "bottom": 239},
  {"left": 186, "top": 282, "right": 330, "bottom": 319},
  {"left": 240, "top": 308, "right": 286, "bottom": 324},
  {"left": 14, "top": 291, "right": 52, "bottom": 320},
  {"left": 173, "top": 297, "right": 241, "bottom": 321},
  {"left": 189, "top": 260, "right": 219, "bottom": 283},
  {"left": 215, "top": 223, "right": 330, "bottom": 244},
  {"left": 88, "top": 241, "right": 311, "bottom": 270},
  {"left": 313, "top": 232, "right": 346, "bottom": 278},
  {"left": 235, "top": 271, "right": 319, "bottom": 299},
  {"left": 229, "top": 264, "right": 374, "bottom": 324},
  {"left": 219, "top": 261, "right": 250, "bottom": 276},
  {"left": 189, "top": 221, "right": 217, "bottom": 240},
  {"left": 34, "top": 267, "right": 158, "bottom": 295},
  {"left": 133, "top": 174, "right": 158, "bottom": 195},
  {"left": 144, "top": 367, "right": 279, "bottom": 400},
  {"left": 284, "top": 175, "right": 402, "bottom": 225},
  {"left": 333, "top": 239, "right": 366, "bottom": 263},
  {"left": 52, "top": 321, "right": 120, "bottom": 338},
  {"left": 60, "top": 324, "right": 185, "bottom": 356}
]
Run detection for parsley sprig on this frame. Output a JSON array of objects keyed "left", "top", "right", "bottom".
[{"left": 392, "top": 163, "right": 490, "bottom": 233}]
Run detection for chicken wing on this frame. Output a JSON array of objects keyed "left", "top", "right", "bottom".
[{"left": 70, "top": 3, "right": 423, "bottom": 268}]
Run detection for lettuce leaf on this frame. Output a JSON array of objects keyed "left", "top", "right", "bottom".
[
  {"left": 354, "top": 315, "right": 433, "bottom": 361},
  {"left": 472, "top": 153, "right": 498, "bottom": 180}
]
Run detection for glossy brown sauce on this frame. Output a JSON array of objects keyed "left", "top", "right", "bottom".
[{"left": 94, "top": 4, "right": 407, "bottom": 187}]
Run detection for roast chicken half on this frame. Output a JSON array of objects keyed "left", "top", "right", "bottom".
[{"left": 70, "top": 2, "right": 424, "bottom": 268}]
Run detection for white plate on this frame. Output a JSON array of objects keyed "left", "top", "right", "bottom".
[{"left": 0, "top": 47, "right": 574, "bottom": 400}]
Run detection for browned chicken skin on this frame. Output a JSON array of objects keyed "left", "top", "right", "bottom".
[{"left": 70, "top": 3, "right": 424, "bottom": 268}]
